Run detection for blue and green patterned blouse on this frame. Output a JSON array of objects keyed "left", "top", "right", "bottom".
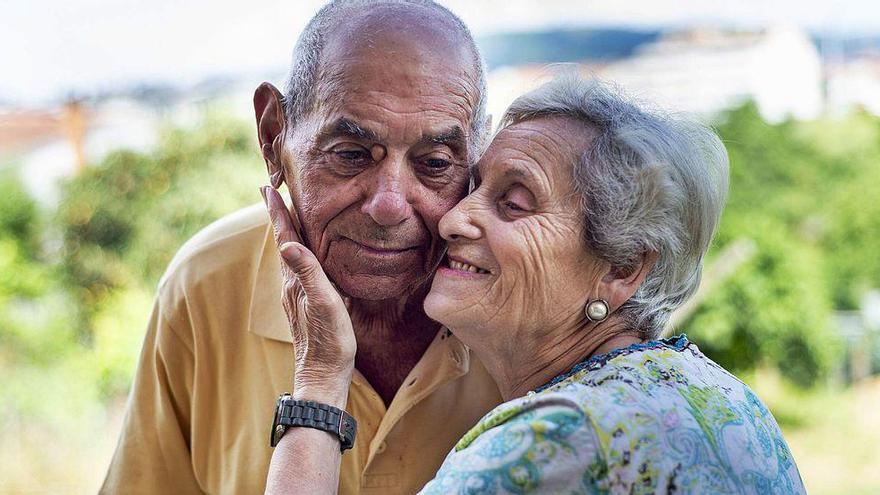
[{"left": 419, "top": 335, "right": 805, "bottom": 494}]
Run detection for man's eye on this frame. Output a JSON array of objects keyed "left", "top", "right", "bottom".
[
  {"left": 335, "top": 149, "right": 370, "bottom": 161},
  {"left": 425, "top": 158, "right": 451, "bottom": 169}
]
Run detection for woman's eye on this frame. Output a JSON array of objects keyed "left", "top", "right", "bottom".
[
  {"left": 499, "top": 186, "right": 534, "bottom": 217},
  {"left": 503, "top": 200, "right": 526, "bottom": 212}
]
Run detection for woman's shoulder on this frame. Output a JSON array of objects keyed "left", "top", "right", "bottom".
[
  {"left": 541, "top": 335, "right": 757, "bottom": 405},
  {"left": 543, "top": 336, "right": 806, "bottom": 494},
  {"left": 423, "top": 337, "right": 806, "bottom": 494},
  {"left": 420, "top": 391, "right": 606, "bottom": 494}
]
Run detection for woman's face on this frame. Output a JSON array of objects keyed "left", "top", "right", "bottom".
[{"left": 425, "top": 116, "right": 605, "bottom": 341}]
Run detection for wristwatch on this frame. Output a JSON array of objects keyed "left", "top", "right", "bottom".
[{"left": 269, "top": 393, "right": 358, "bottom": 452}]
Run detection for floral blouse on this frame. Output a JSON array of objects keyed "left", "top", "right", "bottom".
[{"left": 419, "top": 335, "right": 805, "bottom": 494}]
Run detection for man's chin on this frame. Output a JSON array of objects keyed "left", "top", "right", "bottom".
[{"left": 334, "top": 273, "right": 427, "bottom": 301}]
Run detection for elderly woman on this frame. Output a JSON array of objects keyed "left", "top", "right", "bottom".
[{"left": 263, "top": 76, "right": 805, "bottom": 494}]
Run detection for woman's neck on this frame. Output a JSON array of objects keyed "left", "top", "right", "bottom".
[{"left": 473, "top": 318, "right": 643, "bottom": 402}]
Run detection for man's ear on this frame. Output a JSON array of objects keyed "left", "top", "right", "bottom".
[
  {"left": 598, "top": 250, "right": 660, "bottom": 311},
  {"left": 254, "top": 82, "right": 287, "bottom": 189}
]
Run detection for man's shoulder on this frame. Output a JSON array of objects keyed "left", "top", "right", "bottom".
[{"left": 160, "top": 203, "right": 270, "bottom": 292}]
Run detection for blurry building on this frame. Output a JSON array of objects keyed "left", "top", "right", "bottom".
[
  {"left": 834, "top": 290, "right": 880, "bottom": 383},
  {"left": 486, "top": 26, "right": 824, "bottom": 123},
  {"left": 600, "top": 26, "right": 823, "bottom": 122},
  {"left": 0, "top": 99, "right": 160, "bottom": 205},
  {"left": 825, "top": 54, "right": 880, "bottom": 115}
]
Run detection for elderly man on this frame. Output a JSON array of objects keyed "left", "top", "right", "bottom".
[{"left": 100, "top": 1, "right": 501, "bottom": 494}]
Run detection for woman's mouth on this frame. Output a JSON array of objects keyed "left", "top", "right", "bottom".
[
  {"left": 440, "top": 254, "right": 492, "bottom": 277},
  {"left": 447, "top": 259, "right": 490, "bottom": 274}
]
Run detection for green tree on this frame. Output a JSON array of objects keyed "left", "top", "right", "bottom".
[
  {"left": 56, "top": 115, "right": 264, "bottom": 334},
  {"left": 679, "top": 102, "right": 855, "bottom": 387}
]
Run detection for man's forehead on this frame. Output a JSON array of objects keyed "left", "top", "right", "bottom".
[
  {"left": 323, "top": 4, "right": 468, "bottom": 59},
  {"left": 319, "top": 6, "right": 475, "bottom": 91}
]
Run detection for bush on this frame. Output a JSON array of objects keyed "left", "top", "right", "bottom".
[{"left": 56, "top": 115, "right": 263, "bottom": 329}]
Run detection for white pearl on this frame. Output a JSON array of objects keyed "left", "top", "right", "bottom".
[{"left": 587, "top": 301, "right": 608, "bottom": 320}]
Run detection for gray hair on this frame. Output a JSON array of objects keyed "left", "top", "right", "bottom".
[
  {"left": 501, "top": 75, "right": 729, "bottom": 339},
  {"left": 283, "top": 0, "right": 489, "bottom": 160}
]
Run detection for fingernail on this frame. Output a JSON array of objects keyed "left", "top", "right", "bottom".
[{"left": 280, "top": 242, "right": 302, "bottom": 260}]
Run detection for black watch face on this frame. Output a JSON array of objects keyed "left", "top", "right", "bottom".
[{"left": 269, "top": 395, "right": 285, "bottom": 447}]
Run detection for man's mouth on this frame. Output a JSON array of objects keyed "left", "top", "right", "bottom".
[{"left": 344, "top": 238, "right": 419, "bottom": 256}]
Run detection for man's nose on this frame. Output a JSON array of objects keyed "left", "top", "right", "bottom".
[{"left": 361, "top": 164, "right": 414, "bottom": 226}]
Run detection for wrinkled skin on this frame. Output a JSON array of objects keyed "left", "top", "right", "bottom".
[
  {"left": 426, "top": 117, "right": 598, "bottom": 344},
  {"left": 425, "top": 117, "right": 655, "bottom": 398},
  {"left": 283, "top": 11, "right": 478, "bottom": 302},
  {"left": 255, "top": 5, "right": 484, "bottom": 405}
]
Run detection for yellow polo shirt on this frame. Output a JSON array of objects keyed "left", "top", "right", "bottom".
[{"left": 100, "top": 204, "right": 502, "bottom": 494}]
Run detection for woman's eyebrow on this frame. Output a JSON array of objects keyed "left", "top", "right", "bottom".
[{"left": 476, "top": 160, "right": 544, "bottom": 190}]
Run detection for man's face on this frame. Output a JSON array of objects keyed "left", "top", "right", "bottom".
[{"left": 284, "top": 19, "right": 480, "bottom": 301}]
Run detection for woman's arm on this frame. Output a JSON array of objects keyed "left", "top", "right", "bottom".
[
  {"left": 265, "top": 383, "right": 350, "bottom": 495},
  {"left": 262, "top": 186, "right": 357, "bottom": 495}
]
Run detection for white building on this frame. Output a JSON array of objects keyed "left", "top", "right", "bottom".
[
  {"left": 600, "top": 26, "right": 824, "bottom": 122},
  {"left": 485, "top": 26, "right": 824, "bottom": 124},
  {"left": 825, "top": 55, "right": 880, "bottom": 115}
]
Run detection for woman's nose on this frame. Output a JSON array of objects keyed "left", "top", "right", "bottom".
[{"left": 439, "top": 198, "right": 481, "bottom": 242}]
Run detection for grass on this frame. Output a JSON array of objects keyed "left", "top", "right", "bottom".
[{"left": 747, "top": 370, "right": 880, "bottom": 494}]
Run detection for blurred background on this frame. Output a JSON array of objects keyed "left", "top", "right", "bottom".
[{"left": 2, "top": 0, "right": 879, "bottom": 493}]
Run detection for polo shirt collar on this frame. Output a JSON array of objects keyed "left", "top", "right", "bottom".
[{"left": 247, "top": 221, "right": 292, "bottom": 343}]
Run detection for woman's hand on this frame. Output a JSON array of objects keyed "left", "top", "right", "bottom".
[{"left": 261, "top": 186, "right": 356, "bottom": 403}]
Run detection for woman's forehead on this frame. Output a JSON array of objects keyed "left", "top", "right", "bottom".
[{"left": 476, "top": 117, "right": 593, "bottom": 184}]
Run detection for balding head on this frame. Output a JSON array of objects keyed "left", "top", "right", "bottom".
[{"left": 284, "top": 0, "right": 489, "bottom": 159}]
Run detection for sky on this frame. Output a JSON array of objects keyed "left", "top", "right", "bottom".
[{"left": 3, "top": 0, "right": 880, "bottom": 104}]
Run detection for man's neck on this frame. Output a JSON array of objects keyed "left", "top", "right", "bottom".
[
  {"left": 348, "top": 291, "right": 440, "bottom": 406},
  {"left": 472, "top": 317, "right": 642, "bottom": 402}
]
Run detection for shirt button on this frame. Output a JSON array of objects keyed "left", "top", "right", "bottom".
[
  {"left": 450, "top": 350, "right": 462, "bottom": 364},
  {"left": 376, "top": 441, "right": 387, "bottom": 454}
]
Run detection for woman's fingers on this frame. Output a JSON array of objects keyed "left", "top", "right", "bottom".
[
  {"left": 261, "top": 186, "right": 303, "bottom": 249},
  {"left": 279, "top": 241, "right": 340, "bottom": 309}
]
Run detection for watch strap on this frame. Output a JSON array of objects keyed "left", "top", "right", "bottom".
[{"left": 272, "top": 396, "right": 357, "bottom": 451}]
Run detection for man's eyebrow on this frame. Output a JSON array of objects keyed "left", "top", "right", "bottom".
[
  {"left": 318, "top": 117, "right": 382, "bottom": 143},
  {"left": 423, "top": 126, "right": 466, "bottom": 152}
]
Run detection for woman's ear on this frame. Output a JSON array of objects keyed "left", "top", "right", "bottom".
[
  {"left": 254, "top": 82, "right": 287, "bottom": 189},
  {"left": 599, "top": 250, "right": 660, "bottom": 311}
]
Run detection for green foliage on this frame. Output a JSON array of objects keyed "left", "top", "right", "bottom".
[
  {"left": 796, "top": 113, "right": 880, "bottom": 310},
  {"left": 2, "top": 112, "right": 266, "bottom": 426},
  {"left": 680, "top": 103, "right": 880, "bottom": 387},
  {"left": 685, "top": 216, "right": 839, "bottom": 387},
  {"left": 56, "top": 116, "right": 263, "bottom": 324},
  {"left": 0, "top": 171, "right": 41, "bottom": 256},
  {"left": 0, "top": 172, "right": 65, "bottom": 365}
]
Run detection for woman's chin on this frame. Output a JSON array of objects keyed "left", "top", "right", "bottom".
[{"left": 424, "top": 289, "right": 470, "bottom": 330}]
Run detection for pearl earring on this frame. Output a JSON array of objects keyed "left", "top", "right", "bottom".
[{"left": 585, "top": 299, "right": 610, "bottom": 323}]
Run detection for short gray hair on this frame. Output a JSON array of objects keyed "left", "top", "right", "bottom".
[
  {"left": 501, "top": 74, "right": 729, "bottom": 339},
  {"left": 283, "top": 0, "right": 489, "bottom": 160}
]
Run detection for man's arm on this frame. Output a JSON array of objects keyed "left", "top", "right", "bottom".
[{"left": 100, "top": 298, "right": 203, "bottom": 494}]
